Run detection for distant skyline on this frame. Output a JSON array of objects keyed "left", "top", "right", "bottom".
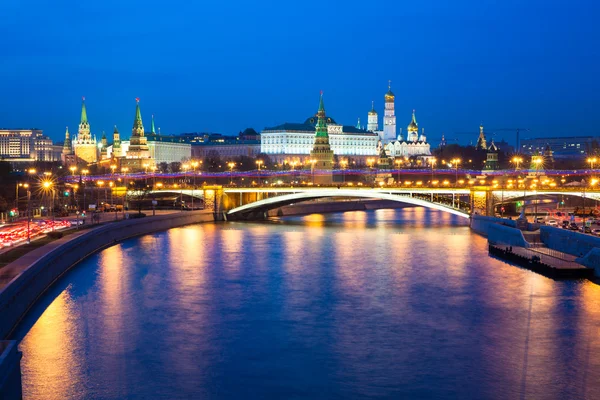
[{"left": 1, "top": 0, "right": 599, "bottom": 146}]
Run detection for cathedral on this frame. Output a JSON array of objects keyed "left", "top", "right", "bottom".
[{"left": 367, "top": 84, "right": 431, "bottom": 158}]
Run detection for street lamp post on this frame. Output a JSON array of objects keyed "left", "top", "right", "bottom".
[
  {"left": 451, "top": 158, "right": 461, "bottom": 187},
  {"left": 228, "top": 162, "right": 235, "bottom": 185},
  {"left": 256, "top": 160, "right": 264, "bottom": 185},
  {"left": 191, "top": 161, "right": 199, "bottom": 210},
  {"left": 512, "top": 156, "right": 523, "bottom": 172},
  {"left": 429, "top": 157, "right": 437, "bottom": 184},
  {"left": 394, "top": 159, "right": 402, "bottom": 186},
  {"left": 339, "top": 160, "right": 348, "bottom": 184},
  {"left": 82, "top": 169, "right": 89, "bottom": 212},
  {"left": 366, "top": 158, "right": 375, "bottom": 186}
]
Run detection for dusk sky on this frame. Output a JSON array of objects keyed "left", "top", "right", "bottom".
[{"left": 1, "top": 0, "right": 599, "bottom": 146}]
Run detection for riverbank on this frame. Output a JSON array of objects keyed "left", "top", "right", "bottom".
[
  {"left": 0, "top": 210, "right": 214, "bottom": 340},
  {"left": 0, "top": 210, "right": 214, "bottom": 399}
]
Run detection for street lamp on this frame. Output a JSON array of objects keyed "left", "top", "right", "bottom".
[
  {"left": 41, "top": 180, "right": 55, "bottom": 230},
  {"left": 256, "top": 160, "right": 264, "bottom": 185},
  {"left": 97, "top": 180, "right": 105, "bottom": 207},
  {"left": 512, "top": 156, "right": 523, "bottom": 171},
  {"left": 228, "top": 162, "right": 235, "bottom": 185},
  {"left": 191, "top": 161, "right": 199, "bottom": 210},
  {"left": 339, "top": 159, "right": 348, "bottom": 184},
  {"left": 429, "top": 157, "right": 437, "bottom": 183},
  {"left": 588, "top": 157, "right": 598, "bottom": 171},
  {"left": 451, "top": 158, "right": 461, "bottom": 187},
  {"left": 69, "top": 166, "right": 77, "bottom": 176},
  {"left": 394, "top": 159, "right": 402, "bottom": 186}
]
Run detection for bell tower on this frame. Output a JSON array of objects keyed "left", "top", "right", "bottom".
[{"left": 382, "top": 81, "right": 396, "bottom": 143}]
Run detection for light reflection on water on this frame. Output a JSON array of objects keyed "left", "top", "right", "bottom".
[{"left": 14, "top": 208, "right": 600, "bottom": 399}]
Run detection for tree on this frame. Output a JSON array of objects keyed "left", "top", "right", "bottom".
[
  {"left": 204, "top": 150, "right": 223, "bottom": 172},
  {"left": 255, "top": 153, "right": 274, "bottom": 169},
  {"left": 157, "top": 162, "right": 169, "bottom": 173},
  {"left": 169, "top": 162, "right": 182, "bottom": 173},
  {"left": 233, "top": 155, "right": 257, "bottom": 171}
]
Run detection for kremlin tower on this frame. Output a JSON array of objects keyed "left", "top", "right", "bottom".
[
  {"left": 126, "top": 98, "right": 150, "bottom": 159},
  {"left": 367, "top": 101, "right": 378, "bottom": 132},
  {"left": 309, "top": 92, "right": 334, "bottom": 184},
  {"left": 73, "top": 97, "right": 98, "bottom": 164}
]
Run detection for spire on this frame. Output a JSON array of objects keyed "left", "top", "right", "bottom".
[
  {"left": 385, "top": 80, "right": 394, "bottom": 100},
  {"left": 113, "top": 125, "right": 119, "bottom": 134},
  {"left": 368, "top": 100, "right": 377, "bottom": 115},
  {"left": 80, "top": 96, "right": 88, "bottom": 124},
  {"left": 356, "top": 117, "right": 361, "bottom": 129},
  {"left": 411, "top": 109, "right": 417, "bottom": 125},
  {"left": 315, "top": 91, "right": 328, "bottom": 138},
  {"left": 476, "top": 124, "right": 487, "bottom": 150},
  {"left": 62, "top": 126, "right": 72, "bottom": 153},
  {"left": 133, "top": 97, "right": 143, "bottom": 128},
  {"left": 318, "top": 91, "right": 325, "bottom": 113},
  {"left": 151, "top": 114, "right": 156, "bottom": 135}
]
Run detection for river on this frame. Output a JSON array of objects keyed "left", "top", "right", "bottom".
[{"left": 14, "top": 208, "right": 600, "bottom": 399}]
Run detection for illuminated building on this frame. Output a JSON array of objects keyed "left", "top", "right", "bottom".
[
  {"left": 520, "top": 136, "right": 599, "bottom": 159},
  {"left": 310, "top": 93, "right": 334, "bottom": 183},
  {"left": 125, "top": 98, "right": 150, "bottom": 159},
  {"left": 383, "top": 110, "right": 431, "bottom": 158},
  {"left": 0, "top": 128, "right": 55, "bottom": 162},
  {"left": 484, "top": 140, "right": 499, "bottom": 170},
  {"left": 367, "top": 101, "right": 378, "bottom": 132},
  {"left": 72, "top": 97, "right": 98, "bottom": 164},
  {"left": 61, "top": 127, "right": 76, "bottom": 165},
  {"left": 476, "top": 124, "right": 487, "bottom": 150},
  {"left": 380, "top": 81, "right": 397, "bottom": 143}
]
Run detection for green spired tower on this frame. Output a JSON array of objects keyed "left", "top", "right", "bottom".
[
  {"left": 127, "top": 98, "right": 149, "bottom": 158},
  {"left": 309, "top": 92, "right": 334, "bottom": 184}
]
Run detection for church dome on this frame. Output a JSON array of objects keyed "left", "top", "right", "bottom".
[
  {"left": 407, "top": 110, "right": 418, "bottom": 132},
  {"left": 385, "top": 89, "right": 395, "bottom": 101}
]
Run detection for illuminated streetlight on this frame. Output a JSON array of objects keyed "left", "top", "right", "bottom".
[
  {"left": 511, "top": 156, "right": 523, "bottom": 171},
  {"left": 451, "top": 158, "right": 461, "bottom": 187}
]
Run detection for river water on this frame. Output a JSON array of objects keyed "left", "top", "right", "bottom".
[{"left": 14, "top": 208, "right": 600, "bottom": 399}]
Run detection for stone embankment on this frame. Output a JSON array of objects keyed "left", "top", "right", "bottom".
[{"left": 0, "top": 211, "right": 214, "bottom": 400}]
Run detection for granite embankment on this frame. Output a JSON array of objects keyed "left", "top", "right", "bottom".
[{"left": 0, "top": 211, "right": 214, "bottom": 340}]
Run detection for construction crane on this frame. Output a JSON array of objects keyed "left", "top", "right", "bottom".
[
  {"left": 488, "top": 128, "right": 530, "bottom": 152},
  {"left": 452, "top": 132, "right": 488, "bottom": 147}
]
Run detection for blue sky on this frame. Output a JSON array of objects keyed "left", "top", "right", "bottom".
[{"left": 1, "top": 0, "right": 598, "bottom": 146}]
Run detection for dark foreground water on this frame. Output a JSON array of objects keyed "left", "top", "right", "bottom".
[{"left": 14, "top": 208, "right": 600, "bottom": 399}]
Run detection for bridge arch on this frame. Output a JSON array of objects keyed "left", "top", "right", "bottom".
[{"left": 226, "top": 189, "right": 470, "bottom": 219}]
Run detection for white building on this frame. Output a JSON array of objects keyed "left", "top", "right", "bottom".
[
  {"left": 261, "top": 116, "right": 379, "bottom": 161},
  {"left": 380, "top": 82, "right": 397, "bottom": 143},
  {"left": 384, "top": 110, "right": 431, "bottom": 158},
  {"left": 107, "top": 138, "right": 190, "bottom": 164}
]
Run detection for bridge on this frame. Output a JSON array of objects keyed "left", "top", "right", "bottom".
[
  {"left": 132, "top": 186, "right": 600, "bottom": 220},
  {"left": 138, "top": 186, "right": 600, "bottom": 220}
]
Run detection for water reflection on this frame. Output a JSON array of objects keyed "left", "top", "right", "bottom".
[{"left": 14, "top": 208, "right": 600, "bottom": 399}]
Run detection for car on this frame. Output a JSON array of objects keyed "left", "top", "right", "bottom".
[
  {"left": 547, "top": 220, "right": 558, "bottom": 227},
  {"left": 535, "top": 217, "right": 545, "bottom": 224},
  {"left": 562, "top": 220, "right": 570, "bottom": 228},
  {"left": 592, "top": 229, "right": 600, "bottom": 236},
  {"left": 569, "top": 223, "right": 580, "bottom": 231},
  {"left": 582, "top": 226, "right": 592, "bottom": 234}
]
